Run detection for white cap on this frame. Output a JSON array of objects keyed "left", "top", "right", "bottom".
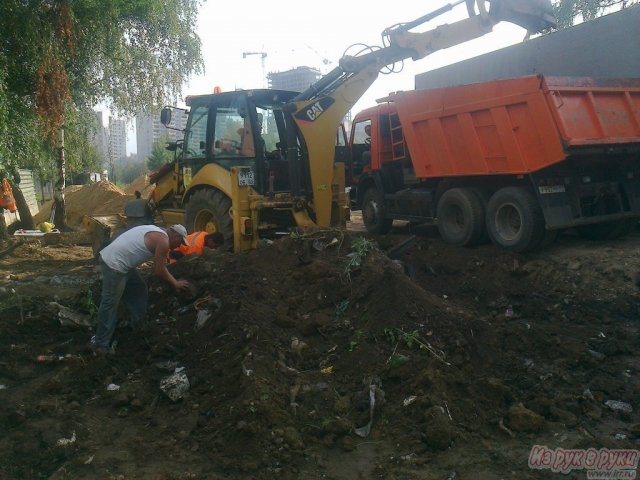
[{"left": 169, "top": 224, "right": 188, "bottom": 244}]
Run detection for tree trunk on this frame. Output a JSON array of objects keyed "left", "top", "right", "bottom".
[
  {"left": 0, "top": 209, "right": 8, "bottom": 242},
  {"left": 53, "top": 127, "right": 67, "bottom": 229},
  {"left": 8, "top": 179, "right": 35, "bottom": 230}
]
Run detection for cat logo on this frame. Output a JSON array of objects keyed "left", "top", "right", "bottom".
[{"left": 294, "top": 96, "right": 335, "bottom": 124}]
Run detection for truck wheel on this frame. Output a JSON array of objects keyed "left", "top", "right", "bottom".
[
  {"left": 436, "top": 188, "right": 485, "bottom": 247},
  {"left": 185, "top": 189, "right": 233, "bottom": 246},
  {"left": 362, "top": 188, "right": 392, "bottom": 234},
  {"left": 486, "top": 187, "right": 545, "bottom": 252},
  {"left": 577, "top": 220, "right": 634, "bottom": 241}
]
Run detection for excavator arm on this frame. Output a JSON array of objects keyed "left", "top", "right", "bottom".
[{"left": 285, "top": 0, "right": 556, "bottom": 227}]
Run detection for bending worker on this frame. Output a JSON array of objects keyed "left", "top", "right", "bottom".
[
  {"left": 89, "top": 224, "right": 190, "bottom": 355},
  {"left": 169, "top": 231, "right": 224, "bottom": 263}
]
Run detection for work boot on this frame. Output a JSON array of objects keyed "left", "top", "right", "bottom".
[{"left": 86, "top": 337, "right": 114, "bottom": 356}]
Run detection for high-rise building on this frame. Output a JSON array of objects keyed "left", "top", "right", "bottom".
[
  {"left": 267, "top": 66, "right": 321, "bottom": 93},
  {"left": 108, "top": 117, "right": 127, "bottom": 165},
  {"left": 136, "top": 109, "right": 187, "bottom": 162}
]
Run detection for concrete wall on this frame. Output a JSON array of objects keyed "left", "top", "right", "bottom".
[{"left": 415, "top": 5, "right": 640, "bottom": 90}]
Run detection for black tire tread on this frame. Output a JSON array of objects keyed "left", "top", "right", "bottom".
[
  {"left": 486, "top": 187, "right": 545, "bottom": 253},
  {"left": 436, "top": 188, "right": 485, "bottom": 247},
  {"left": 185, "top": 189, "right": 233, "bottom": 246}
]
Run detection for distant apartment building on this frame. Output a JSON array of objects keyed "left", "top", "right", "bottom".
[
  {"left": 267, "top": 66, "right": 321, "bottom": 92},
  {"left": 90, "top": 111, "right": 127, "bottom": 180},
  {"left": 136, "top": 109, "right": 187, "bottom": 162},
  {"left": 108, "top": 117, "right": 127, "bottom": 165}
]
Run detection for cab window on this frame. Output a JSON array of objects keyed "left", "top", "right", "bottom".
[
  {"left": 213, "top": 98, "right": 254, "bottom": 158},
  {"left": 353, "top": 120, "right": 372, "bottom": 145},
  {"left": 184, "top": 105, "right": 209, "bottom": 159}
]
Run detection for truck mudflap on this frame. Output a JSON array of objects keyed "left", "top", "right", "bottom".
[{"left": 532, "top": 162, "right": 640, "bottom": 229}]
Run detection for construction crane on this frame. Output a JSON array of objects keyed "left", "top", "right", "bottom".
[{"left": 242, "top": 51, "right": 268, "bottom": 88}]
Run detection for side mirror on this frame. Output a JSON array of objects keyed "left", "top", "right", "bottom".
[{"left": 160, "top": 107, "right": 172, "bottom": 126}]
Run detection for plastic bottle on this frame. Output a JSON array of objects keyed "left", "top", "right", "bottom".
[{"left": 36, "top": 355, "right": 59, "bottom": 362}]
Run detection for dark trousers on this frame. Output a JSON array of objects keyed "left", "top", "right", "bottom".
[{"left": 93, "top": 261, "right": 148, "bottom": 348}]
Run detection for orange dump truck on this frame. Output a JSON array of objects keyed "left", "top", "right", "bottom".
[{"left": 348, "top": 74, "right": 640, "bottom": 251}]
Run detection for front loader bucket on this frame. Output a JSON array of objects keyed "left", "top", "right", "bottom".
[{"left": 488, "top": 0, "right": 556, "bottom": 32}]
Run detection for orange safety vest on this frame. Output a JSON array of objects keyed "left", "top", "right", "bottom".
[
  {"left": 168, "top": 231, "right": 207, "bottom": 263},
  {"left": 0, "top": 178, "right": 16, "bottom": 213}
]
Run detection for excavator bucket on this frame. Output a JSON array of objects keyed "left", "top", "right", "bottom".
[{"left": 488, "top": 0, "right": 557, "bottom": 32}]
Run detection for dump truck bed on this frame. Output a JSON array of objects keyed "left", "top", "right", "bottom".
[{"left": 389, "top": 74, "right": 640, "bottom": 178}]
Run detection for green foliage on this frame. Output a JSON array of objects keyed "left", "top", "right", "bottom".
[
  {"left": 147, "top": 136, "right": 173, "bottom": 172},
  {"left": 345, "top": 237, "right": 375, "bottom": 278},
  {"left": 348, "top": 329, "right": 364, "bottom": 352},
  {"left": 82, "top": 288, "right": 98, "bottom": 320},
  {"left": 0, "top": 0, "right": 203, "bottom": 180},
  {"left": 553, "top": 0, "right": 638, "bottom": 28},
  {"left": 115, "top": 158, "right": 147, "bottom": 186},
  {"left": 384, "top": 328, "right": 451, "bottom": 366},
  {"left": 63, "top": 107, "right": 103, "bottom": 176}
]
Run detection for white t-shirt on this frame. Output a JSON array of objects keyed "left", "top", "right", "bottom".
[{"left": 100, "top": 225, "right": 166, "bottom": 273}]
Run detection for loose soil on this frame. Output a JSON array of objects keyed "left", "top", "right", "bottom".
[
  {"left": 34, "top": 181, "right": 132, "bottom": 228},
  {"left": 1, "top": 223, "right": 639, "bottom": 479},
  {"left": 123, "top": 175, "right": 154, "bottom": 199}
]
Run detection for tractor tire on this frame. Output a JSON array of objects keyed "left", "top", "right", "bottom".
[
  {"left": 436, "top": 188, "right": 485, "bottom": 247},
  {"left": 362, "top": 188, "right": 392, "bottom": 234},
  {"left": 185, "top": 189, "right": 233, "bottom": 247},
  {"left": 486, "top": 187, "right": 545, "bottom": 252},
  {"left": 577, "top": 220, "right": 634, "bottom": 241}
]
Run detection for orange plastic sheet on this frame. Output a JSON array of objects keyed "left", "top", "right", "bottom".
[{"left": 1, "top": 178, "right": 16, "bottom": 212}]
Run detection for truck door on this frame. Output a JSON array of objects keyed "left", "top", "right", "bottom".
[
  {"left": 334, "top": 123, "right": 348, "bottom": 167},
  {"left": 347, "top": 120, "right": 372, "bottom": 185}
]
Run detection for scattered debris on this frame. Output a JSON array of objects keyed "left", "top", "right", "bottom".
[
  {"left": 106, "top": 384, "right": 120, "bottom": 391},
  {"left": 49, "top": 302, "right": 93, "bottom": 327},
  {"left": 159, "top": 372, "right": 190, "bottom": 402},
  {"left": 605, "top": 400, "right": 633, "bottom": 415},
  {"left": 354, "top": 383, "right": 385, "bottom": 438},
  {"left": 36, "top": 354, "right": 63, "bottom": 363},
  {"left": 403, "top": 396, "right": 417, "bottom": 407},
  {"left": 56, "top": 431, "right": 76, "bottom": 447}
]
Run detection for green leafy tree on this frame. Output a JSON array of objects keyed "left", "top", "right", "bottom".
[
  {"left": 114, "top": 157, "right": 148, "bottom": 187},
  {"left": 553, "top": 0, "right": 639, "bottom": 28},
  {"left": 0, "top": 0, "right": 203, "bottom": 228},
  {"left": 147, "top": 137, "right": 174, "bottom": 173}
]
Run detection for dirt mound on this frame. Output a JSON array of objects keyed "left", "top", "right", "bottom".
[
  {"left": 123, "top": 173, "right": 153, "bottom": 198},
  {"left": 1, "top": 231, "right": 640, "bottom": 478},
  {"left": 34, "top": 181, "right": 131, "bottom": 227}
]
